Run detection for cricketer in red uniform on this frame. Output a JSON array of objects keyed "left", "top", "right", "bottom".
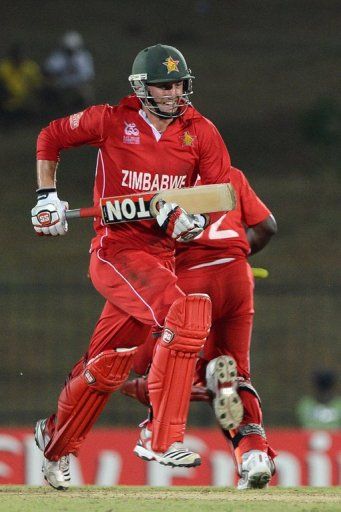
[
  {"left": 124, "top": 166, "right": 278, "bottom": 487},
  {"left": 176, "top": 167, "right": 277, "bottom": 465},
  {"left": 31, "top": 44, "right": 231, "bottom": 488}
]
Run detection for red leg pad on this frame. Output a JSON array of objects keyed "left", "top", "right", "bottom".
[
  {"left": 148, "top": 294, "right": 212, "bottom": 452},
  {"left": 45, "top": 348, "right": 136, "bottom": 460}
]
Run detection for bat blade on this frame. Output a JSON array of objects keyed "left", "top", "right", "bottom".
[
  {"left": 65, "top": 183, "right": 236, "bottom": 224},
  {"left": 149, "top": 183, "right": 236, "bottom": 217}
]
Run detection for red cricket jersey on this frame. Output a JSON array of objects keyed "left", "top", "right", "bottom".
[
  {"left": 37, "top": 95, "right": 231, "bottom": 258},
  {"left": 176, "top": 167, "right": 271, "bottom": 270}
]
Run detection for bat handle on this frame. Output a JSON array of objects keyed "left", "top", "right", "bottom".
[
  {"left": 65, "top": 206, "right": 101, "bottom": 219},
  {"left": 149, "top": 195, "right": 165, "bottom": 218},
  {"left": 149, "top": 196, "right": 188, "bottom": 217}
]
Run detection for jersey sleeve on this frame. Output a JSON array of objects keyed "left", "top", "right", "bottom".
[
  {"left": 196, "top": 118, "right": 231, "bottom": 184},
  {"left": 36, "top": 104, "right": 113, "bottom": 161},
  {"left": 238, "top": 171, "right": 271, "bottom": 226}
]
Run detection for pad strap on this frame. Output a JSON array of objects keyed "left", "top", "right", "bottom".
[
  {"left": 237, "top": 378, "right": 262, "bottom": 403},
  {"left": 231, "top": 423, "right": 266, "bottom": 449}
]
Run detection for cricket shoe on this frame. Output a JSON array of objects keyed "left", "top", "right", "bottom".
[
  {"left": 34, "top": 418, "right": 70, "bottom": 490},
  {"left": 205, "top": 355, "right": 244, "bottom": 430},
  {"left": 237, "top": 450, "right": 275, "bottom": 490},
  {"left": 134, "top": 427, "right": 201, "bottom": 468}
]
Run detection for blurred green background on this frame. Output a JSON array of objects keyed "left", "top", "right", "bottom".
[{"left": 0, "top": 0, "right": 340, "bottom": 428}]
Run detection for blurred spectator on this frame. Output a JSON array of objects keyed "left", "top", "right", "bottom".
[
  {"left": 0, "top": 42, "right": 43, "bottom": 125},
  {"left": 42, "top": 31, "right": 95, "bottom": 114},
  {"left": 296, "top": 370, "right": 341, "bottom": 429}
]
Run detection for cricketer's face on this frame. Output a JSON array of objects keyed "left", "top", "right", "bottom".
[{"left": 147, "top": 81, "right": 184, "bottom": 116}]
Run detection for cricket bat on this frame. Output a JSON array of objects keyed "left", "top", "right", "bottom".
[{"left": 65, "top": 183, "right": 236, "bottom": 224}]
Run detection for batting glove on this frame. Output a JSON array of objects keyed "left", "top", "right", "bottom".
[
  {"left": 156, "top": 201, "right": 207, "bottom": 242},
  {"left": 31, "top": 188, "right": 69, "bottom": 236}
]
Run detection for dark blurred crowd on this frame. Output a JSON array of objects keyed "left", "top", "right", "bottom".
[
  {"left": 0, "top": 31, "right": 95, "bottom": 128},
  {"left": 1, "top": 30, "right": 340, "bottom": 149}
]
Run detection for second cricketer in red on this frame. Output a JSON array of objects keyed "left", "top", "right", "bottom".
[{"left": 123, "top": 166, "right": 278, "bottom": 489}]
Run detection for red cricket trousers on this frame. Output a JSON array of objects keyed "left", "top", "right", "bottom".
[
  {"left": 178, "top": 258, "right": 254, "bottom": 380},
  {"left": 86, "top": 245, "right": 184, "bottom": 357},
  {"left": 46, "top": 244, "right": 185, "bottom": 440},
  {"left": 133, "top": 258, "right": 254, "bottom": 378}
]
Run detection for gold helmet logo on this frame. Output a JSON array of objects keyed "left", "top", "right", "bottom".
[{"left": 163, "top": 56, "right": 179, "bottom": 74}]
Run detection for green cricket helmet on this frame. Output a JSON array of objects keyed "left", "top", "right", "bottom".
[{"left": 128, "top": 44, "right": 194, "bottom": 118}]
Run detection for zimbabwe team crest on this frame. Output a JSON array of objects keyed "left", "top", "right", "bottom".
[
  {"left": 181, "top": 131, "right": 197, "bottom": 147},
  {"left": 163, "top": 56, "right": 179, "bottom": 74}
]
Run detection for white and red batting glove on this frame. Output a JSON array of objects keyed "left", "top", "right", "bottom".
[
  {"left": 156, "top": 202, "right": 208, "bottom": 242},
  {"left": 31, "top": 188, "right": 69, "bottom": 236}
]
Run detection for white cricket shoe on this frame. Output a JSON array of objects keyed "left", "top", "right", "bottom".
[
  {"left": 206, "top": 355, "right": 244, "bottom": 430},
  {"left": 34, "top": 418, "right": 70, "bottom": 490},
  {"left": 134, "top": 427, "right": 201, "bottom": 467},
  {"left": 237, "top": 450, "right": 274, "bottom": 490}
]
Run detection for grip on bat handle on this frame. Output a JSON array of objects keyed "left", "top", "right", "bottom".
[
  {"left": 65, "top": 206, "right": 101, "bottom": 219},
  {"left": 149, "top": 195, "right": 165, "bottom": 218},
  {"left": 65, "top": 209, "right": 81, "bottom": 219}
]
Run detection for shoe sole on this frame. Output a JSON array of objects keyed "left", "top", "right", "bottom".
[
  {"left": 212, "top": 356, "right": 243, "bottom": 430},
  {"left": 134, "top": 444, "right": 201, "bottom": 468},
  {"left": 249, "top": 471, "right": 271, "bottom": 488},
  {"left": 44, "top": 476, "right": 69, "bottom": 491},
  {"left": 237, "top": 471, "right": 271, "bottom": 490}
]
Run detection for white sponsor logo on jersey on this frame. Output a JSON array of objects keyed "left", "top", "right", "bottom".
[
  {"left": 123, "top": 122, "right": 140, "bottom": 144},
  {"left": 121, "top": 169, "right": 186, "bottom": 191},
  {"left": 69, "top": 111, "right": 84, "bottom": 129}
]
